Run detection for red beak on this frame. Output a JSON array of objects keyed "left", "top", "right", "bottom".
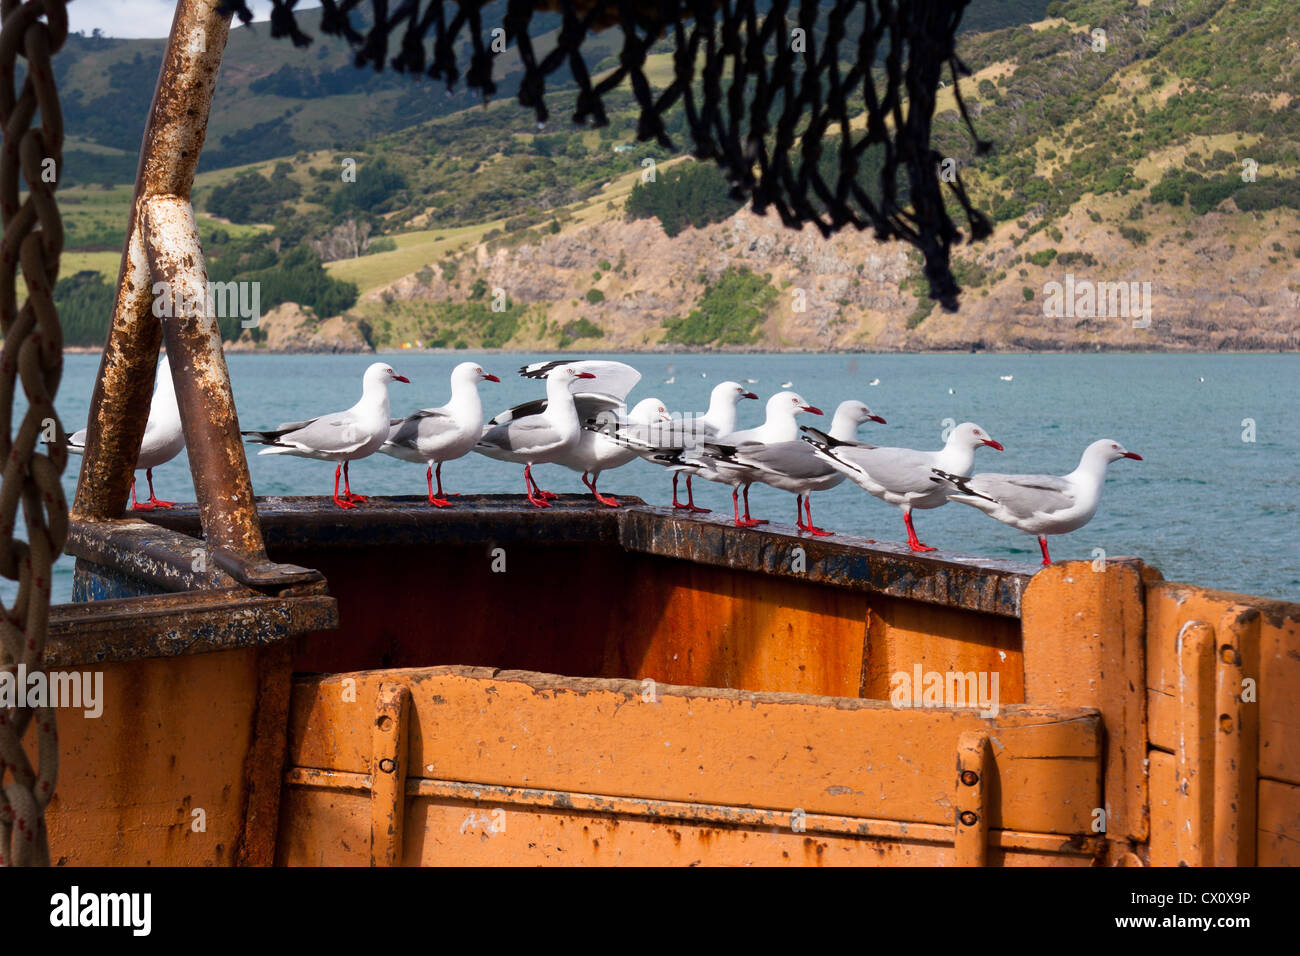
[
  {"left": 1123, "top": 451, "right": 1143, "bottom": 460},
  {"left": 484, "top": 374, "right": 501, "bottom": 383},
  {"left": 802, "top": 405, "right": 824, "bottom": 415},
  {"left": 982, "top": 439, "right": 1004, "bottom": 451},
  {"left": 742, "top": 391, "right": 759, "bottom": 400},
  {"left": 869, "top": 414, "right": 887, "bottom": 424},
  {"left": 393, "top": 375, "right": 410, "bottom": 384},
  {"left": 575, "top": 372, "right": 597, "bottom": 379}
]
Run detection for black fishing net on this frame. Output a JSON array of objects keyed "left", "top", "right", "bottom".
[{"left": 219, "top": 0, "right": 991, "bottom": 309}]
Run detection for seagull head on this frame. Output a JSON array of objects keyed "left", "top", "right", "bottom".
[
  {"left": 629, "top": 397, "right": 673, "bottom": 425},
  {"left": 452, "top": 361, "right": 499, "bottom": 385},
  {"left": 713, "top": 381, "right": 759, "bottom": 404},
  {"left": 1093, "top": 439, "right": 1143, "bottom": 463},
  {"left": 366, "top": 362, "right": 410, "bottom": 386},
  {"left": 951, "top": 422, "right": 1003, "bottom": 451},
  {"left": 838, "top": 400, "right": 886, "bottom": 426},
  {"left": 770, "top": 390, "right": 822, "bottom": 418}
]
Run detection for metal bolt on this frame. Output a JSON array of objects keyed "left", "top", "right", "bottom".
[
  {"left": 960, "top": 770, "right": 979, "bottom": 787},
  {"left": 379, "top": 758, "right": 396, "bottom": 774},
  {"left": 959, "top": 810, "right": 979, "bottom": 827}
]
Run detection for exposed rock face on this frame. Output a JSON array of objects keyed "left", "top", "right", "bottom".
[
  {"left": 226, "top": 302, "right": 373, "bottom": 353},
  {"left": 335, "top": 204, "right": 1300, "bottom": 352}
]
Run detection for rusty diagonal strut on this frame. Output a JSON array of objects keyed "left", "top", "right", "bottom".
[{"left": 71, "top": 0, "right": 314, "bottom": 589}]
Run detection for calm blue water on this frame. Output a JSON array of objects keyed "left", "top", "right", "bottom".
[{"left": 7, "top": 352, "right": 1299, "bottom": 605}]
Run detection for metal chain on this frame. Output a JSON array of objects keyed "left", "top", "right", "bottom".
[{"left": 0, "top": 0, "right": 68, "bottom": 868}]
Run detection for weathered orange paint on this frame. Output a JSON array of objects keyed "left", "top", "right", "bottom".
[
  {"left": 32, "top": 647, "right": 272, "bottom": 866},
  {"left": 1021, "top": 559, "right": 1149, "bottom": 844},
  {"left": 276, "top": 666, "right": 1103, "bottom": 865}
]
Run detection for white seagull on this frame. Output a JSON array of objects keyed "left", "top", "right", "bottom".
[
  {"left": 715, "top": 400, "right": 886, "bottom": 536},
  {"left": 242, "top": 361, "right": 409, "bottom": 509},
  {"left": 612, "top": 380, "right": 758, "bottom": 512},
  {"left": 68, "top": 354, "right": 184, "bottom": 511},
  {"left": 805, "top": 422, "right": 1003, "bottom": 551},
  {"left": 555, "top": 396, "right": 672, "bottom": 507},
  {"left": 475, "top": 365, "right": 599, "bottom": 507},
  {"left": 931, "top": 438, "right": 1142, "bottom": 566},
  {"left": 380, "top": 361, "right": 500, "bottom": 506},
  {"left": 691, "top": 390, "right": 823, "bottom": 527}
]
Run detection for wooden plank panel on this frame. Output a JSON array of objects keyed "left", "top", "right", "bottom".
[
  {"left": 1147, "top": 583, "right": 1300, "bottom": 786},
  {"left": 1258, "top": 779, "right": 1300, "bottom": 866},
  {"left": 1021, "top": 559, "right": 1149, "bottom": 843},
  {"left": 287, "top": 666, "right": 1102, "bottom": 834},
  {"left": 401, "top": 799, "right": 1095, "bottom": 867},
  {"left": 276, "top": 787, "right": 370, "bottom": 866},
  {"left": 1148, "top": 750, "right": 1179, "bottom": 867}
]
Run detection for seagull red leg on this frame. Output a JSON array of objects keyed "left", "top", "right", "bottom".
[
  {"left": 523, "top": 464, "right": 550, "bottom": 508},
  {"left": 731, "top": 486, "right": 745, "bottom": 526},
  {"left": 434, "top": 462, "right": 459, "bottom": 499},
  {"left": 684, "top": 475, "right": 709, "bottom": 513},
  {"left": 902, "top": 507, "right": 935, "bottom": 552},
  {"left": 342, "top": 460, "right": 367, "bottom": 503},
  {"left": 582, "top": 471, "right": 620, "bottom": 508},
  {"left": 672, "top": 473, "right": 687, "bottom": 509},
  {"left": 795, "top": 494, "right": 807, "bottom": 530},
  {"left": 425, "top": 464, "right": 451, "bottom": 507},
  {"left": 1038, "top": 535, "right": 1052, "bottom": 567},
  {"left": 332, "top": 463, "right": 356, "bottom": 509},
  {"left": 802, "top": 494, "right": 832, "bottom": 537},
  {"left": 741, "top": 484, "right": 768, "bottom": 526},
  {"left": 129, "top": 476, "right": 153, "bottom": 512},
  {"left": 144, "top": 468, "right": 175, "bottom": 509}
]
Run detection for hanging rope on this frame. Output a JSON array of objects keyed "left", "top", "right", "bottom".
[
  {"left": 0, "top": 0, "right": 68, "bottom": 868},
  {"left": 220, "top": 0, "right": 990, "bottom": 309}
]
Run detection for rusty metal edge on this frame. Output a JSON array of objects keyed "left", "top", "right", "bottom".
[{"left": 45, "top": 592, "right": 337, "bottom": 667}]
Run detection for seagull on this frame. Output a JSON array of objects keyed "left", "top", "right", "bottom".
[
  {"left": 716, "top": 401, "right": 887, "bottom": 536},
  {"left": 664, "top": 376, "right": 676, "bottom": 385},
  {"left": 948, "top": 388, "right": 956, "bottom": 395},
  {"left": 869, "top": 378, "right": 880, "bottom": 386},
  {"left": 475, "top": 365, "right": 599, "bottom": 507},
  {"left": 744, "top": 378, "right": 758, "bottom": 384},
  {"left": 67, "top": 354, "right": 184, "bottom": 511},
  {"left": 1000, "top": 375, "right": 1014, "bottom": 382},
  {"left": 611, "top": 380, "right": 758, "bottom": 512},
  {"left": 931, "top": 439, "right": 1142, "bottom": 566},
  {"left": 242, "top": 362, "right": 409, "bottom": 509},
  {"left": 805, "top": 422, "right": 1003, "bottom": 551},
  {"left": 380, "top": 361, "right": 500, "bottom": 506},
  {"left": 555, "top": 397, "right": 671, "bottom": 507},
  {"left": 691, "top": 390, "right": 823, "bottom": 527},
  {"left": 780, "top": 380, "right": 794, "bottom": 388}
]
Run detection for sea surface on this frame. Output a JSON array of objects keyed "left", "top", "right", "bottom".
[{"left": 6, "top": 351, "right": 1298, "bottom": 606}]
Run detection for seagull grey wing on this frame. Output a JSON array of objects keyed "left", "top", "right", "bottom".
[
  {"left": 575, "top": 395, "right": 625, "bottom": 428},
  {"left": 845, "top": 447, "right": 940, "bottom": 494},
  {"left": 736, "top": 441, "right": 833, "bottom": 481},
  {"left": 389, "top": 409, "right": 457, "bottom": 447},
  {"left": 490, "top": 398, "right": 549, "bottom": 426},
  {"left": 968, "top": 473, "right": 1077, "bottom": 517},
  {"left": 517, "top": 359, "right": 642, "bottom": 403},
  {"left": 280, "top": 414, "right": 372, "bottom": 455}
]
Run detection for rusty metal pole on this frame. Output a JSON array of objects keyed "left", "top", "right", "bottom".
[{"left": 71, "top": 0, "right": 230, "bottom": 523}]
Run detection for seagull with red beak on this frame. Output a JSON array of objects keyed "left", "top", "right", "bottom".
[
  {"left": 931, "top": 438, "right": 1142, "bottom": 566},
  {"left": 243, "top": 362, "right": 410, "bottom": 509},
  {"left": 381, "top": 361, "right": 500, "bottom": 506},
  {"left": 805, "top": 421, "right": 1003, "bottom": 551},
  {"left": 689, "top": 390, "right": 824, "bottom": 527},
  {"left": 475, "top": 366, "right": 599, "bottom": 507}
]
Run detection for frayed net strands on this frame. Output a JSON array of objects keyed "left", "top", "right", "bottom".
[{"left": 219, "top": 0, "right": 991, "bottom": 308}]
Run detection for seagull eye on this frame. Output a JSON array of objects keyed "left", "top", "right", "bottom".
[{"left": 1112, "top": 444, "right": 1119, "bottom": 449}]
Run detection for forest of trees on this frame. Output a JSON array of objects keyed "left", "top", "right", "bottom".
[{"left": 625, "top": 161, "right": 743, "bottom": 237}]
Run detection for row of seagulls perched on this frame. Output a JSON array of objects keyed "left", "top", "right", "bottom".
[{"left": 234, "top": 359, "right": 1141, "bottom": 566}]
